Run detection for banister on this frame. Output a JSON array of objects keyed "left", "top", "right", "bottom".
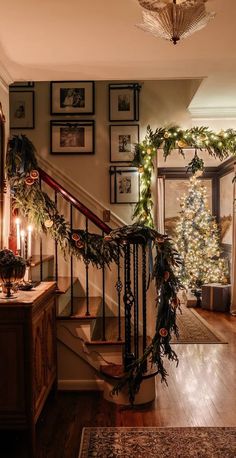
[{"left": 38, "top": 167, "right": 111, "bottom": 234}]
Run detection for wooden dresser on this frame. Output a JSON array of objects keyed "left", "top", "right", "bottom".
[{"left": 0, "top": 282, "right": 57, "bottom": 457}]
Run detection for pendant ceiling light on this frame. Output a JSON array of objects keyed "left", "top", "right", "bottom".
[{"left": 137, "top": 0, "right": 215, "bottom": 45}]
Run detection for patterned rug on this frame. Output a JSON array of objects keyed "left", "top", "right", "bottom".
[
  {"left": 171, "top": 306, "right": 227, "bottom": 344},
  {"left": 79, "top": 427, "right": 236, "bottom": 458}
]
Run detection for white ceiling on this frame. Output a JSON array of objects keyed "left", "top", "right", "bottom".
[{"left": 0, "top": 0, "right": 236, "bottom": 107}]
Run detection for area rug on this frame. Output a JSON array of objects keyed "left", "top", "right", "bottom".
[
  {"left": 79, "top": 426, "right": 236, "bottom": 458},
  {"left": 171, "top": 306, "right": 227, "bottom": 344}
]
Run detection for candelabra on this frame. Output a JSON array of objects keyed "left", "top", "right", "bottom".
[{"left": 15, "top": 218, "right": 33, "bottom": 288}]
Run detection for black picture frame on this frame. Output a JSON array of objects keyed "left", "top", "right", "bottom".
[
  {"left": 110, "top": 166, "right": 140, "bottom": 204},
  {"left": 50, "top": 81, "right": 95, "bottom": 115},
  {"left": 50, "top": 120, "right": 95, "bottom": 155},
  {"left": 10, "top": 82, "right": 35, "bottom": 88},
  {"left": 110, "top": 124, "right": 140, "bottom": 163},
  {"left": 109, "top": 83, "right": 140, "bottom": 122},
  {"left": 10, "top": 91, "right": 35, "bottom": 129}
]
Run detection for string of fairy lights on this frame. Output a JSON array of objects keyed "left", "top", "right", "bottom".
[{"left": 132, "top": 125, "right": 236, "bottom": 226}]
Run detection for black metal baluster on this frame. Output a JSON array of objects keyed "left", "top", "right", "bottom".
[
  {"left": 102, "top": 230, "right": 106, "bottom": 341},
  {"left": 54, "top": 191, "right": 58, "bottom": 284},
  {"left": 133, "top": 243, "right": 139, "bottom": 359},
  {"left": 142, "top": 244, "right": 147, "bottom": 371},
  {"left": 124, "top": 242, "right": 135, "bottom": 371},
  {"left": 39, "top": 177, "right": 43, "bottom": 282},
  {"left": 70, "top": 204, "right": 74, "bottom": 316},
  {"left": 85, "top": 217, "right": 90, "bottom": 316},
  {"left": 115, "top": 251, "right": 122, "bottom": 341}
]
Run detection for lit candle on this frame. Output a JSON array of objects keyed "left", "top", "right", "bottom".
[
  {"left": 27, "top": 225, "right": 33, "bottom": 259},
  {"left": 20, "top": 230, "right": 25, "bottom": 259},
  {"left": 16, "top": 218, "right": 21, "bottom": 251}
]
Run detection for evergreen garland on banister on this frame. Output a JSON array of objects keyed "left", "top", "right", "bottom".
[
  {"left": 6, "top": 134, "right": 183, "bottom": 404},
  {"left": 132, "top": 125, "right": 236, "bottom": 226}
]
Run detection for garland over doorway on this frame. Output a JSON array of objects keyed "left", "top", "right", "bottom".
[{"left": 132, "top": 125, "right": 236, "bottom": 226}]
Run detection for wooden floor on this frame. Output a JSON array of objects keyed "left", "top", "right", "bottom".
[{"left": 1, "top": 308, "right": 235, "bottom": 458}]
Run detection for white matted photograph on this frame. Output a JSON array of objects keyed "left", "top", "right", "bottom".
[
  {"left": 110, "top": 124, "right": 139, "bottom": 163},
  {"left": 50, "top": 81, "right": 95, "bottom": 115},
  {"left": 109, "top": 84, "right": 140, "bottom": 121},
  {"left": 110, "top": 166, "right": 140, "bottom": 204},
  {"left": 10, "top": 91, "right": 35, "bottom": 129},
  {"left": 50, "top": 120, "right": 95, "bottom": 155}
]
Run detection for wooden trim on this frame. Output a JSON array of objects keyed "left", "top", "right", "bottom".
[
  {"left": 58, "top": 379, "right": 104, "bottom": 391},
  {"left": 158, "top": 167, "right": 218, "bottom": 179},
  {"left": 216, "top": 156, "right": 235, "bottom": 178}
]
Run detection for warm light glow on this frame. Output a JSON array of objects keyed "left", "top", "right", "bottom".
[{"left": 137, "top": 0, "right": 215, "bottom": 45}]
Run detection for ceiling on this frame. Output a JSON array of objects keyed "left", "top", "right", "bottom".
[{"left": 0, "top": 0, "right": 236, "bottom": 107}]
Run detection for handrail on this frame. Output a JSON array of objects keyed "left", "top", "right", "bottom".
[{"left": 38, "top": 167, "right": 111, "bottom": 234}]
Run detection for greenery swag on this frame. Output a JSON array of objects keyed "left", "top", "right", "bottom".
[
  {"left": 7, "top": 134, "right": 182, "bottom": 403},
  {"left": 132, "top": 125, "right": 236, "bottom": 226}
]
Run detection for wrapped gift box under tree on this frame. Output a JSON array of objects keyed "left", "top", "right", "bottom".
[{"left": 202, "top": 283, "right": 231, "bottom": 312}]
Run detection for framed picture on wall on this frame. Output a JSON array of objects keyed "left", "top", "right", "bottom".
[
  {"left": 50, "top": 120, "right": 95, "bottom": 155},
  {"left": 109, "top": 83, "right": 140, "bottom": 121},
  {"left": 110, "top": 166, "right": 140, "bottom": 204},
  {"left": 10, "top": 91, "right": 35, "bottom": 129},
  {"left": 10, "top": 82, "right": 34, "bottom": 88},
  {"left": 50, "top": 81, "right": 95, "bottom": 115},
  {"left": 110, "top": 124, "right": 139, "bottom": 163}
]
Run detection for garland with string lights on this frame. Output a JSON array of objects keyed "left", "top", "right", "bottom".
[
  {"left": 132, "top": 125, "right": 236, "bottom": 226},
  {"left": 6, "top": 134, "right": 183, "bottom": 404}
]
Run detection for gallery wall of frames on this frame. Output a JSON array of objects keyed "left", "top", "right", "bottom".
[{"left": 9, "top": 80, "right": 236, "bottom": 233}]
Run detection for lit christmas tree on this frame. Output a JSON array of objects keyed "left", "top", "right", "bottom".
[{"left": 175, "top": 176, "right": 228, "bottom": 290}]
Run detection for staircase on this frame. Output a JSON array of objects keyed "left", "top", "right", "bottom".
[{"left": 20, "top": 168, "right": 156, "bottom": 405}]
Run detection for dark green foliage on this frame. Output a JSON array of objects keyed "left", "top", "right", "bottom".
[{"left": 7, "top": 135, "right": 183, "bottom": 404}]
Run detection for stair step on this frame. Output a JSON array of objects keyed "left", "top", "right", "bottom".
[
  {"left": 88, "top": 316, "right": 127, "bottom": 345},
  {"left": 46, "top": 276, "right": 78, "bottom": 294},
  {"left": 30, "top": 254, "right": 54, "bottom": 267},
  {"left": 100, "top": 364, "right": 125, "bottom": 379},
  {"left": 58, "top": 296, "right": 102, "bottom": 319}
]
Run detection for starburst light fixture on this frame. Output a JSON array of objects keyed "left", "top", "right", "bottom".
[{"left": 137, "top": 0, "right": 215, "bottom": 45}]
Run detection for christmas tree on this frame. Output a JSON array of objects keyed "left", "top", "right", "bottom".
[{"left": 175, "top": 176, "right": 228, "bottom": 289}]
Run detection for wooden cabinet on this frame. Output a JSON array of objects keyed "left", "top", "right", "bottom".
[{"left": 0, "top": 282, "right": 57, "bottom": 456}]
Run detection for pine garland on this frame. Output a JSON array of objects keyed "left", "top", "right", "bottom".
[
  {"left": 6, "top": 134, "right": 183, "bottom": 403},
  {"left": 132, "top": 125, "right": 236, "bottom": 226}
]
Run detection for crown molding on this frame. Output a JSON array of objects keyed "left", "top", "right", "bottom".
[{"left": 188, "top": 106, "right": 236, "bottom": 119}]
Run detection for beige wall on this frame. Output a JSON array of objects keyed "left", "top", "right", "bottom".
[
  {"left": 10, "top": 79, "right": 236, "bottom": 226},
  {"left": 10, "top": 79, "right": 202, "bottom": 224}
]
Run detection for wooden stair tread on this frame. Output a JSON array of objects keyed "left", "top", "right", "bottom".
[
  {"left": 90, "top": 316, "right": 126, "bottom": 343},
  {"left": 30, "top": 254, "right": 54, "bottom": 267},
  {"left": 100, "top": 352, "right": 156, "bottom": 381},
  {"left": 46, "top": 276, "right": 78, "bottom": 294},
  {"left": 100, "top": 364, "right": 125, "bottom": 379},
  {"left": 58, "top": 296, "right": 102, "bottom": 318}
]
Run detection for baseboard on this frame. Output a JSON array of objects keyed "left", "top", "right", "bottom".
[{"left": 58, "top": 379, "right": 104, "bottom": 391}]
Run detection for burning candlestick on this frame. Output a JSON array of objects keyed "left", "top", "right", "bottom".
[
  {"left": 16, "top": 218, "right": 21, "bottom": 252},
  {"left": 27, "top": 225, "right": 33, "bottom": 259},
  {"left": 20, "top": 230, "right": 25, "bottom": 259}
]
